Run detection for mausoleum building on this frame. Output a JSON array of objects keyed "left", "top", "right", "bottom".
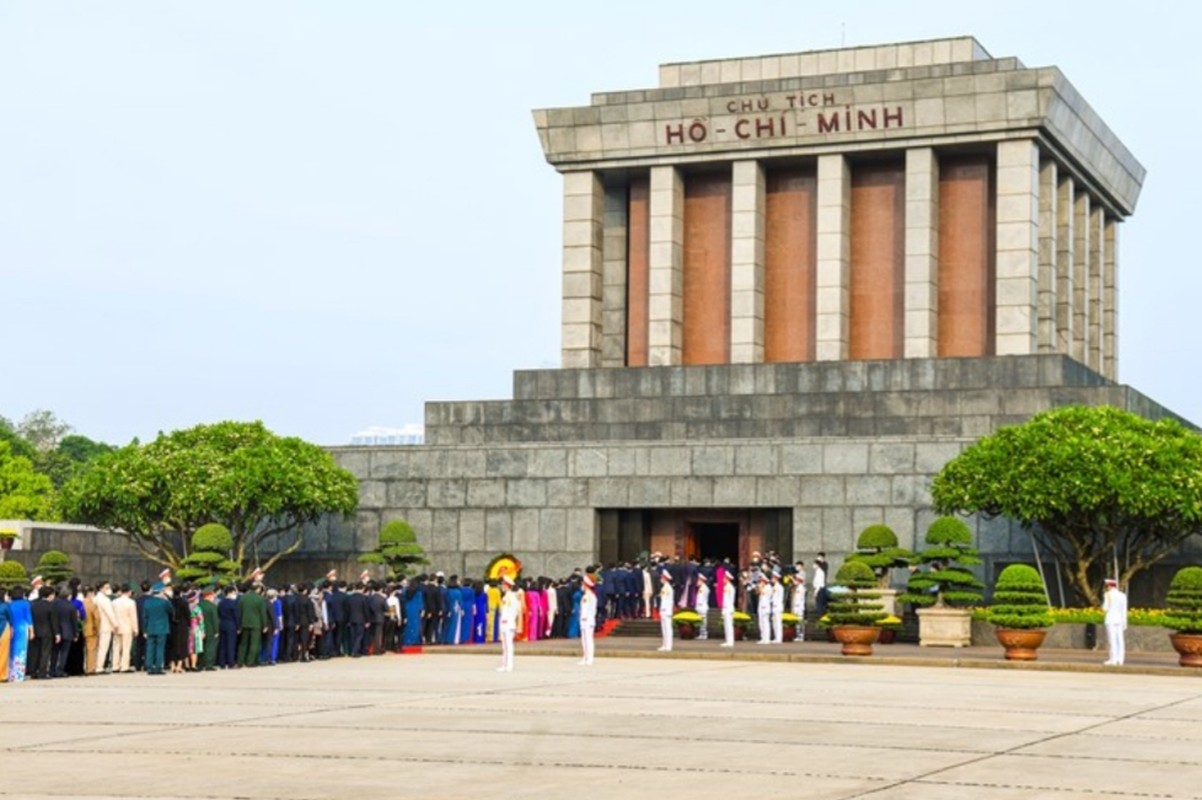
[{"left": 327, "top": 38, "right": 1176, "bottom": 583}]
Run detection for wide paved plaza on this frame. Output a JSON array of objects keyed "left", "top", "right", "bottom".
[{"left": 3, "top": 650, "right": 1202, "bottom": 799}]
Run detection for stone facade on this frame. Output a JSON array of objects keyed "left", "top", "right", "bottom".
[
  {"left": 330, "top": 355, "right": 1186, "bottom": 585},
  {"left": 535, "top": 36, "right": 1141, "bottom": 378}
]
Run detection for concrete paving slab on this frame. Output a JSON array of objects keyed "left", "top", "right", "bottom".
[{"left": 3, "top": 652, "right": 1202, "bottom": 799}]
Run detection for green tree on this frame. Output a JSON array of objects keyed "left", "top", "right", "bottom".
[
  {"left": 38, "top": 434, "right": 117, "bottom": 489},
  {"left": 0, "top": 560, "right": 28, "bottom": 590},
  {"left": 17, "top": 409, "right": 72, "bottom": 454},
  {"left": 34, "top": 549, "right": 74, "bottom": 583},
  {"left": 0, "top": 415, "right": 37, "bottom": 462},
  {"left": 359, "top": 519, "right": 428, "bottom": 578},
  {"left": 59, "top": 420, "right": 359, "bottom": 577},
  {"left": 845, "top": 524, "right": 913, "bottom": 587},
  {"left": 0, "top": 440, "right": 56, "bottom": 520},
  {"left": 176, "top": 523, "right": 241, "bottom": 584},
  {"left": 931, "top": 405, "right": 1202, "bottom": 607},
  {"left": 897, "top": 516, "right": 985, "bottom": 608}
]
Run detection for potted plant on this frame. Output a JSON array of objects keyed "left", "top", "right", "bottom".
[
  {"left": 898, "top": 516, "right": 984, "bottom": 647},
  {"left": 781, "top": 612, "right": 801, "bottom": 642},
  {"left": 988, "top": 564, "right": 1055, "bottom": 660},
  {"left": 672, "top": 610, "right": 703, "bottom": 640},
  {"left": 731, "top": 611, "right": 752, "bottom": 641},
  {"left": 846, "top": 524, "right": 913, "bottom": 615},
  {"left": 1163, "top": 566, "right": 1202, "bottom": 667},
  {"left": 876, "top": 615, "right": 902, "bottom": 644},
  {"left": 0, "top": 529, "right": 18, "bottom": 554},
  {"left": 821, "top": 561, "right": 886, "bottom": 656}
]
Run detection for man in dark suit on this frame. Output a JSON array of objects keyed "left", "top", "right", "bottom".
[
  {"left": 421, "top": 575, "right": 441, "bottom": 644},
  {"left": 344, "top": 583, "right": 370, "bottom": 657},
  {"left": 322, "top": 581, "right": 346, "bottom": 658},
  {"left": 133, "top": 580, "right": 150, "bottom": 671},
  {"left": 217, "top": 585, "right": 239, "bottom": 669},
  {"left": 198, "top": 587, "right": 220, "bottom": 671},
  {"left": 280, "top": 586, "right": 299, "bottom": 663},
  {"left": 368, "top": 583, "right": 387, "bottom": 655},
  {"left": 30, "top": 585, "right": 59, "bottom": 679},
  {"left": 53, "top": 586, "right": 80, "bottom": 677}
]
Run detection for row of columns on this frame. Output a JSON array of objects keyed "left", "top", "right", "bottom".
[{"left": 560, "top": 140, "right": 1118, "bottom": 378}]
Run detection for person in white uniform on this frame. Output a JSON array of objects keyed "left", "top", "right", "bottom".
[
  {"left": 1102, "top": 577, "right": 1128, "bottom": 666},
  {"left": 694, "top": 573, "right": 710, "bottom": 640},
  {"left": 720, "top": 571, "right": 736, "bottom": 648},
  {"left": 790, "top": 566, "right": 807, "bottom": 642},
  {"left": 657, "top": 570, "right": 674, "bottom": 652},
  {"left": 756, "top": 574, "right": 772, "bottom": 644},
  {"left": 812, "top": 554, "right": 828, "bottom": 615},
  {"left": 770, "top": 570, "right": 785, "bottom": 644},
  {"left": 497, "top": 574, "right": 519, "bottom": 672},
  {"left": 642, "top": 563, "right": 654, "bottom": 618},
  {"left": 579, "top": 574, "right": 597, "bottom": 665}
]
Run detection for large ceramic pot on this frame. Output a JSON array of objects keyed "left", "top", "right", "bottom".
[
  {"left": 1169, "top": 633, "right": 1202, "bottom": 667},
  {"left": 995, "top": 628, "right": 1047, "bottom": 661},
  {"left": 782, "top": 624, "right": 797, "bottom": 643},
  {"left": 733, "top": 626, "right": 747, "bottom": 641},
  {"left": 675, "top": 622, "right": 697, "bottom": 640},
  {"left": 877, "top": 628, "right": 897, "bottom": 645},
  {"left": 831, "top": 625, "right": 881, "bottom": 656}
]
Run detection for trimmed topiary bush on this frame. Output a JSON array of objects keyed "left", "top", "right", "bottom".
[
  {"left": 822, "top": 560, "right": 887, "bottom": 627},
  {"left": 34, "top": 549, "right": 73, "bottom": 583},
  {"left": 987, "top": 564, "right": 1054, "bottom": 629},
  {"left": 191, "top": 522, "right": 234, "bottom": 552},
  {"left": 1164, "top": 566, "right": 1202, "bottom": 634},
  {"left": 847, "top": 524, "right": 913, "bottom": 586},
  {"left": 898, "top": 516, "right": 984, "bottom": 608},
  {"left": 359, "top": 519, "right": 428, "bottom": 578},
  {"left": 177, "top": 523, "right": 241, "bottom": 584},
  {"left": 0, "top": 559, "right": 28, "bottom": 590}
]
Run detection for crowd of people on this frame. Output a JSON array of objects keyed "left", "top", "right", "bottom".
[{"left": 0, "top": 549, "right": 832, "bottom": 681}]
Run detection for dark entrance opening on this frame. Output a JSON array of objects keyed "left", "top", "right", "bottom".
[{"left": 693, "top": 522, "right": 740, "bottom": 564}]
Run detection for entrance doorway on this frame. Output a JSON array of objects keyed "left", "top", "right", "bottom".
[{"left": 693, "top": 522, "right": 740, "bottom": 563}]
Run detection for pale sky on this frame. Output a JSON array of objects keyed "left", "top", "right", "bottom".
[{"left": 3, "top": 1, "right": 1198, "bottom": 446}]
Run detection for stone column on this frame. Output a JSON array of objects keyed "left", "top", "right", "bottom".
[
  {"left": 1103, "top": 218, "right": 1119, "bottom": 380},
  {"left": 1055, "top": 175, "right": 1075, "bottom": 355},
  {"left": 648, "top": 166, "right": 684, "bottom": 366},
  {"left": 1036, "top": 159, "right": 1058, "bottom": 353},
  {"left": 904, "top": 148, "right": 938, "bottom": 358},
  {"left": 994, "top": 140, "right": 1040, "bottom": 355},
  {"left": 1089, "top": 205, "right": 1106, "bottom": 372},
  {"left": 561, "top": 171, "right": 604, "bottom": 368},
  {"left": 600, "top": 185, "right": 629, "bottom": 368},
  {"left": 815, "top": 154, "right": 851, "bottom": 361},
  {"left": 1072, "top": 190, "right": 1092, "bottom": 364},
  {"left": 730, "top": 160, "right": 765, "bottom": 363}
]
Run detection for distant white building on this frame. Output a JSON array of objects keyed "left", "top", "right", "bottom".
[{"left": 349, "top": 424, "right": 425, "bottom": 446}]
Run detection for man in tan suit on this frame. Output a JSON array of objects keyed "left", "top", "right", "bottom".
[
  {"left": 82, "top": 586, "right": 101, "bottom": 674},
  {"left": 112, "top": 584, "right": 139, "bottom": 673},
  {"left": 93, "top": 581, "right": 119, "bottom": 674}
]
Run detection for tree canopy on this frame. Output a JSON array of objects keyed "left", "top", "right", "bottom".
[
  {"left": 0, "top": 439, "right": 56, "bottom": 520},
  {"left": 59, "top": 420, "right": 359, "bottom": 577},
  {"left": 931, "top": 405, "right": 1202, "bottom": 607}
]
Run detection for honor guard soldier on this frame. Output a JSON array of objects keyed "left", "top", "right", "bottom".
[
  {"left": 720, "top": 571, "right": 736, "bottom": 648},
  {"left": 657, "top": 570, "right": 674, "bottom": 652},
  {"left": 694, "top": 573, "right": 710, "bottom": 640},
  {"left": 579, "top": 574, "right": 597, "bottom": 665},
  {"left": 497, "top": 575, "right": 519, "bottom": 673}
]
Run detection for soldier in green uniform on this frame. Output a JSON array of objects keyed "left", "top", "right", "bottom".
[
  {"left": 236, "top": 583, "right": 270, "bottom": 667},
  {"left": 142, "top": 584, "right": 174, "bottom": 676}
]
